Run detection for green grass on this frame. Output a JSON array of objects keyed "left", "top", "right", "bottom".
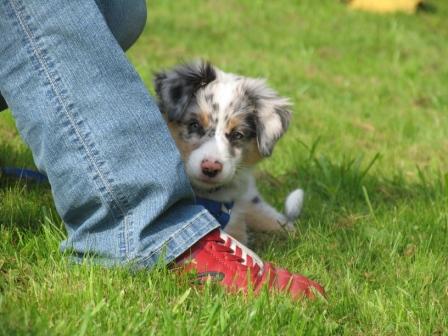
[{"left": 1, "top": 0, "right": 448, "bottom": 334}]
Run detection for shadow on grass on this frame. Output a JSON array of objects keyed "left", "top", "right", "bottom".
[
  {"left": 0, "top": 142, "right": 56, "bottom": 233},
  {"left": 258, "top": 137, "right": 447, "bottom": 210},
  {"left": 417, "top": 2, "right": 437, "bottom": 14}
]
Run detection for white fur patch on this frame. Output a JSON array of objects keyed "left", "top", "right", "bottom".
[{"left": 214, "top": 77, "right": 238, "bottom": 110}]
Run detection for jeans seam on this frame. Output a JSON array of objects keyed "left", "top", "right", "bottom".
[
  {"left": 9, "top": 0, "right": 128, "bottom": 216},
  {"left": 9, "top": 0, "right": 136, "bottom": 257}
]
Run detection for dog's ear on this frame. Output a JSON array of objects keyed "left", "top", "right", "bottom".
[
  {"left": 154, "top": 61, "right": 217, "bottom": 121},
  {"left": 242, "top": 79, "right": 292, "bottom": 156}
]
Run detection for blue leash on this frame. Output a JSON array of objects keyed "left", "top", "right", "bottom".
[{"left": 0, "top": 167, "right": 49, "bottom": 183}]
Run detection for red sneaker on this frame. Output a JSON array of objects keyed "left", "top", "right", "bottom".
[{"left": 175, "top": 229, "right": 325, "bottom": 300}]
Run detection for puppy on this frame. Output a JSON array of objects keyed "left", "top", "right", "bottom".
[{"left": 154, "top": 61, "right": 303, "bottom": 244}]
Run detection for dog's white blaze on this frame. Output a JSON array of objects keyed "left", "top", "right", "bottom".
[
  {"left": 214, "top": 132, "right": 228, "bottom": 156},
  {"left": 214, "top": 74, "right": 239, "bottom": 111}
]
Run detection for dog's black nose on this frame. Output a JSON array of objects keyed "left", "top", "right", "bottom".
[
  {"left": 201, "top": 159, "right": 223, "bottom": 178},
  {"left": 202, "top": 168, "right": 219, "bottom": 178}
]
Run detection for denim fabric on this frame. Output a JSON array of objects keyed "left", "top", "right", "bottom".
[
  {"left": 0, "top": 0, "right": 146, "bottom": 112},
  {"left": 0, "top": 0, "right": 219, "bottom": 267}
]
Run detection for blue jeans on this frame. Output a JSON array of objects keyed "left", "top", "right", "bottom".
[{"left": 0, "top": 0, "right": 219, "bottom": 267}]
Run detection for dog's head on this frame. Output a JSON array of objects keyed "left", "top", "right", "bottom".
[{"left": 154, "top": 61, "right": 291, "bottom": 191}]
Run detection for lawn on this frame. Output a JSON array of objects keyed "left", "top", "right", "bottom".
[{"left": 1, "top": 0, "right": 447, "bottom": 335}]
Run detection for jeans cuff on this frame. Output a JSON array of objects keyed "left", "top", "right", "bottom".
[{"left": 135, "top": 210, "right": 219, "bottom": 269}]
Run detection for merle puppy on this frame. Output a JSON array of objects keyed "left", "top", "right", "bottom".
[{"left": 154, "top": 61, "right": 303, "bottom": 244}]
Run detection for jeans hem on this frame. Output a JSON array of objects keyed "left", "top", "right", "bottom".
[{"left": 135, "top": 210, "right": 219, "bottom": 268}]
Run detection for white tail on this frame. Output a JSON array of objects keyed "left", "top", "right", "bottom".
[{"left": 284, "top": 189, "right": 304, "bottom": 222}]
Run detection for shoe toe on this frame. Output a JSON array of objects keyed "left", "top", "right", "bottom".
[{"left": 289, "top": 274, "right": 325, "bottom": 299}]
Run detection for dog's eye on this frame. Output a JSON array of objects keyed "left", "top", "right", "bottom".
[
  {"left": 227, "top": 131, "right": 244, "bottom": 142},
  {"left": 187, "top": 120, "right": 204, "bottom": 135},
  {"left": 189, "top": 120, "right": 200, "bottom": 130}
]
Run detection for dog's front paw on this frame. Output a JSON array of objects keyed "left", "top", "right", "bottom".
[{"left": 278, "top": 220, "right": 297, "bottom": 233}]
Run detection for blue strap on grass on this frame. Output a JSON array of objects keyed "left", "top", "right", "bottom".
[{"left": 1, "top": 167, "right": 49, "bottom": 183}]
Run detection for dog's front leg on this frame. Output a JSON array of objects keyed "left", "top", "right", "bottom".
[
  {"left": 223, "top": 204, "right": 249, "bottom": 245},
  {"left": 242, "top": 176, "right": 303, "bottom": 233},
  {"left": 244, "top": 196, "right": 296, "bottom": 233}
]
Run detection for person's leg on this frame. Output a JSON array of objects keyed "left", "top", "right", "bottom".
[
  {"left": 0, "top": 0, "right": 146, "bottom": 112},
  {"left": 0, "top": 0, "right": 218, "bottom": 266}
]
